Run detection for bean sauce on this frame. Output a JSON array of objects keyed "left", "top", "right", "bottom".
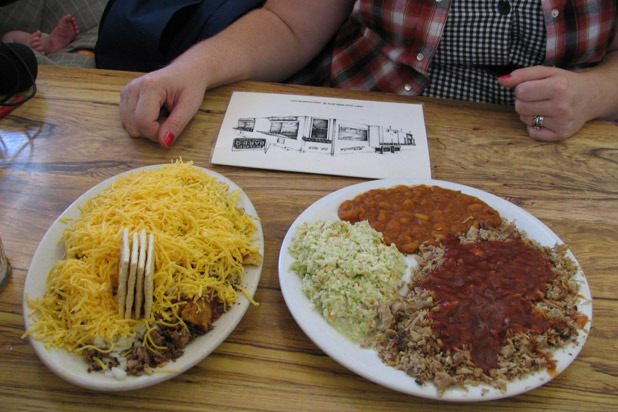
[
  {"left": 419, "top": 237, "right": 565, "bottom": 373},
  {"left": 337, "top": 185, "right": 502, "bottom": 254}
]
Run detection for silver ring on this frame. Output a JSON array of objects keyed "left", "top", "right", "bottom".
[{"left": 533, "top": 115, "right": 545, "bottom": 130}]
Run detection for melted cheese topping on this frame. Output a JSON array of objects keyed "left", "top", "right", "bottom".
[{"left": 24, "top": 160, "right": 260, "bottom": 353}]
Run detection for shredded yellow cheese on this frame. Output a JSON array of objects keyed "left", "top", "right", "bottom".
[
  {"left": 24, "top": 160, "right": 260, "bottom": 355},
  {"left": 93, "top": 356, "right": 107, "bottom": 370}
]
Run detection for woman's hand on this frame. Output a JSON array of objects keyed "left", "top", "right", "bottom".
[
  {"left": 498, "top": 66, "right": 600, "bottom": 141},
  {"left": 499, "top": 32, "right": 618, "bottom": 142},
  {"left": 118, "top": 0, "right": 354, "bottom": 148},
  {"left": 119, "top": 60, "right": 208, "bottom": 148}
]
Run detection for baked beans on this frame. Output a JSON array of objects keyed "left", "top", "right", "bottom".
[{"left": 337, "top": 185, "right": 502, "bottom": 254}]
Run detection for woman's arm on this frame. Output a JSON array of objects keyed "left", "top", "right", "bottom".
[
  {"left": 498, "top": 30, "right": 618, "bottom": 141},
  {"left": 120, "top": 0, "right": 354, "bottom": 147},
  {"left": 587, "top": 32, "right": 618, "bottom": 122}
]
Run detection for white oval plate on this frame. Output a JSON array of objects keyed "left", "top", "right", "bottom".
[
  {"left": 278, "top": 178, "right": 592, "bottom": 402},
  {"left": 23, "top": 165, "right": 264, "bottom": 391}
]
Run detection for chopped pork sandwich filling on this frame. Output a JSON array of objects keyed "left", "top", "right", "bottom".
[{"left": 369, "top": 221, "right": 587, "bottom": 395}]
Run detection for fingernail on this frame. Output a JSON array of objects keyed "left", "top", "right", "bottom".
[
  {"left": 499, "top": 74, "right": 512, "bottom": 80},
  {"left": 163, "top": 132, "right": 175, "bottom": 148}
]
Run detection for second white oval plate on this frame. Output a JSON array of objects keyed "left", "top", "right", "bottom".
[{"left": 278, "top": 178, "right": 592, "bottom": 402}]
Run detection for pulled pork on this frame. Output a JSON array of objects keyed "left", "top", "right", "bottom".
[
  {"left": 86, "top": 297, "right": 225, "bottom": 376},
  {"left": 368, "top": 221, "right": 588, "bottom": 396}
]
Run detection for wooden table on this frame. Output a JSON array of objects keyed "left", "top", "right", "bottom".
[{"left": 0, "top": 65, "right": 616, "bottom": 411}]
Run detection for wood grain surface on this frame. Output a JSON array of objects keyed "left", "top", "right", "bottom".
[{"left": 0, "top": 65, "right": 616, "bottom": 411}]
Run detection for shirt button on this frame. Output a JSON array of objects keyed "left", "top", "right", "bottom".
[
  {"left": 404, "top": 84, "right": 412, "bottom": 92},
  {"left": 416, "top": 52, "right": 424, "bottom": 61},
  {"left": 498, "top": 0, "right": 511, "bottom": 15},
  {"left": 551, "top": 9, "right": 559, "bottom": 18}
]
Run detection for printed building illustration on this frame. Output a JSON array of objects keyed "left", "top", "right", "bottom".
[{"left": 232, "top": 115, "right": 416, "bottom": 155}]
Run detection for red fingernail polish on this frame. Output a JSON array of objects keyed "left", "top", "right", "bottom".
[
  {"left": 163, "top": 132, "right": 175, "bottom": 147},
  {"left": 499, "top": 74, "right": 512, "bottom": 80}
]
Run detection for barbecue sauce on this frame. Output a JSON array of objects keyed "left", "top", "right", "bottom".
[{"left": 419, "top": 238, "right": 564, "bottom": 373}]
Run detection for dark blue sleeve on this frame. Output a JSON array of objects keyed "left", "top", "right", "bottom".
[{"left": 95, "top": 0, "right": 264, "bottom": 72}]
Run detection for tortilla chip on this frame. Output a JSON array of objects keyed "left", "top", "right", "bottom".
[
  {"left": 124, "top": 231, "right": 139, "bottom": 319},
  {"left": 143, "top": 233, "right": 155, "bottom": 319},
  {"left": 134, "top": 229, "right": 147, "bottom": 318},
  {"left": 117, "top": 228, "right": 130, "bottom": 317}
]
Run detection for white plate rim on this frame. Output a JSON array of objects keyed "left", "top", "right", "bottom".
[
  {"left": 278, "top": 177, "right": 592, "bottom": 402},
  {"left": 23, "top": 164, "right": 264, "bottom": 391}
]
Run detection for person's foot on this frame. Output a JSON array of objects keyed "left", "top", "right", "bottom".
[
  {"left": 28, "top": 30, "right": 46, "bottom": 54},
  {"left": 35, "top": 14, "right": 80, "bottom": 55}
]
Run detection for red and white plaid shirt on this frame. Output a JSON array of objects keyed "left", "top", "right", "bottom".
[{"left": 290, "top": 0, "right": 617, "bottom": 99}]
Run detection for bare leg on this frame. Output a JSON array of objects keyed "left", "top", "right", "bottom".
[
  {"left": 1, "top": 30, "right": 34, "bottom": 45},
  {"left": 35, "top": 14, "right": 80, "bottom": 54}
]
